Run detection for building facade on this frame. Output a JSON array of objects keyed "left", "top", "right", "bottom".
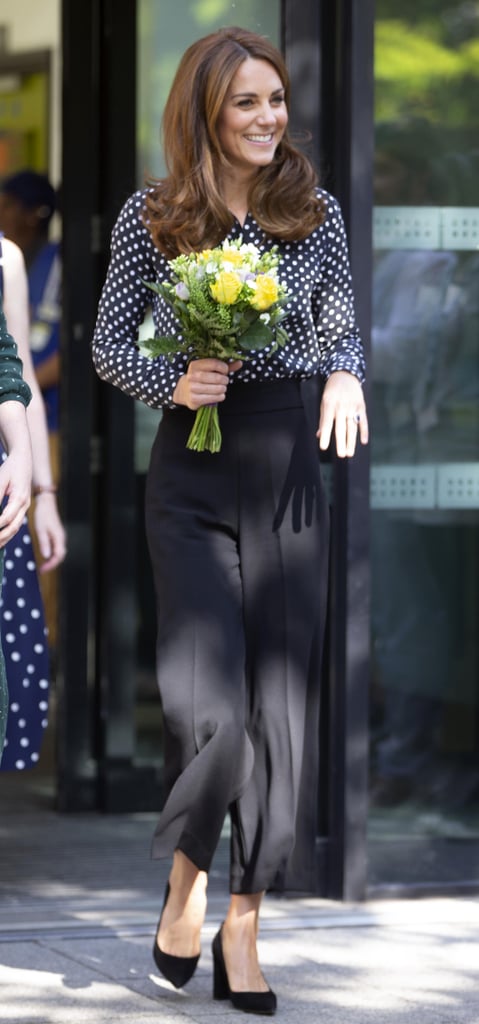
[{"left": 1, "top": 0, "right": 478, "bottom": 899}]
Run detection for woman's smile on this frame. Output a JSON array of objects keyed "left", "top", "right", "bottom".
[{"left": 244, "top": 132, "right": 274, "bottom": 143}]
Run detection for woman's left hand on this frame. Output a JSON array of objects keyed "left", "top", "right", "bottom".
[
  {"left": 317, "top": 370, "right": 369, "bottom": 458},
  {"left": 33, "top": 493, "right": 67, "bottom": 572}
]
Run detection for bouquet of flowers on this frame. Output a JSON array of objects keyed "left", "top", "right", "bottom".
[{"left": 140, "top": 238, "right": 290, "bottom": 452}]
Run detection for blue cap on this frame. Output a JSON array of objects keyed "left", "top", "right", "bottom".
[{"left": 0, "top": 170, "right": 56, "bottom": 223}]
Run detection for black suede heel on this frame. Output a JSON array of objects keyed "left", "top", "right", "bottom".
[
  {"left": 212, "top": 924, "right": 277, "bottom": 1015},
  {"left": 152, "top": 883, "right": 200, "bottom": 988}
]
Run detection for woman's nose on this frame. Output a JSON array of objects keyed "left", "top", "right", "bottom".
[{"left": 256, "top": 102, "right": 275, "bottom": 124}]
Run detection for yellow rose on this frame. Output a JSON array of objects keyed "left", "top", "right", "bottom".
[
  {"left": 250, "top": 275, "right": 279, "bottom": 311},
  {"left": 221, "top": 249, "right": 244, "bottom": 267},
  {"left": 210, "top": 271, "right": 243, "bottom": 305}
]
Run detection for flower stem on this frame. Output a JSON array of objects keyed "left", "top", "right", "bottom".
[{"left": 186, "top": 405, "right": 222, "bottom": 453}]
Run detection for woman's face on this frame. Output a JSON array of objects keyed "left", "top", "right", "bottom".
[{"left": 217, "top": 57, "right": 288, "bottom": 177}]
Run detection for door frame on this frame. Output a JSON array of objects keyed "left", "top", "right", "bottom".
[{"left": 59, "top": 0, "right": 373, "bottom": 900}]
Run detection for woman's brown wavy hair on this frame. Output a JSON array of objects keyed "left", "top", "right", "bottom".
[{"left": 144, "top": 26, "right": 326, "bottom": 257}]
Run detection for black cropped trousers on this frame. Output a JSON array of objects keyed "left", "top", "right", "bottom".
[{"left": 145, "top": 380, "right": 329, "bottom": 894}]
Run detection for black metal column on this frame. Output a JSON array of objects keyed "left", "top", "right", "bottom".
[
  {"left": 92, "top": 0, "right": 139, "bottom": 810},
  {"left": 284, "top": 0, "right": 374, "bottom": 900},
  {"left": 59, "top": 0, "right": 146, "bottom": 811},
  {"left": 58, "top": 0, "right": 102, "bottom": 810},
  {"left": 321, "top": 0, "right": 374, "bottom": 901},
  {"left": 282, "top": 0, "right": 322, "bottom": 167}
]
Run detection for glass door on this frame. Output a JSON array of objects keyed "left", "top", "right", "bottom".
[
  {"left": 369, "top": 0, "right": 479, "bottom": 888},
  {"left": 132, "top": 0, "right": 282, "bottom": 772}
]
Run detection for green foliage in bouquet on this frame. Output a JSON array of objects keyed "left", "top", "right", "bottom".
[{"left": 139, "top": 238, "right": 291, "bottom": 452}]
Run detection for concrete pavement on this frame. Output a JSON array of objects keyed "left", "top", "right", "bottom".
[
  {"left": 1, "top": 778, "right": 478, "bottom": 1023},
  {"left": 1, "top": 892, "right": 479, "bottom": 1023}
]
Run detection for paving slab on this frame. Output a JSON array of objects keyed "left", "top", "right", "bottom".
[{"left": 1, "top": 785, "right": 479, "bottom": 1024}]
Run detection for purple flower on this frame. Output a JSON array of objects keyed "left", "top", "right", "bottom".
[{"left": 175, "top": 282, "right": 190, "bottom": 300}]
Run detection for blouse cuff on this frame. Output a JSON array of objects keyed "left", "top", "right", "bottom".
[
  {"left": 0, "top": 383, "right": 32, "bottom": 407},
  {"left": 322, "top": 349, "right": 366, "bottom": 386}
]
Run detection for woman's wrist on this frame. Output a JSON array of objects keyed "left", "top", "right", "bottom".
[{"left": 32, "top": 483, "right": 57, "bottom": 497}]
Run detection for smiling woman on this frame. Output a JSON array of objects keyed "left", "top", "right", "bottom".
[{"left": 92, "top": 24, "right": 367, "bottom": 1015}]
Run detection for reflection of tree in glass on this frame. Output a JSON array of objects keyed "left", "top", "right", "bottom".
[
  {"left": 373, "top": 118, "right": 479, "bottom": 463},
  {"left": 375, "top": 1, "right": 479, "bottom": 130},
  {"left": 370, "top": 105, "right": 479, "bottom": 813}
]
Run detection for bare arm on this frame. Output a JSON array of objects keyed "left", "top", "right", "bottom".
[
  {"left": 0, "top": 399, "right": 32, "bottom": 547},
  {"left": 2, "top": 238, "right": 66, "bottom": 570}
]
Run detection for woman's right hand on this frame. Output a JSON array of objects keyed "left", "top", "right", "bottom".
[
  {"left": 173, "top": 358, "right": 242, "bottom": 410},
  {"left": 0, "top": 448, "right": 32, "bottom": 549}
]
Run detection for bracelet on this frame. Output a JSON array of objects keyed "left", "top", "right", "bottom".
[{"left": 33, "top": 484, "right": 57, "bottom": 496}]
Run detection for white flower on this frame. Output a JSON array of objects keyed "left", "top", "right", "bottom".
[{"left": 244, "top": 243, "right": 261, "bottom": 259}]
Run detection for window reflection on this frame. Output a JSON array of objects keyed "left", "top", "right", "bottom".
[{"left": 369, "top": 3, "right": 479, "bottom": 888}]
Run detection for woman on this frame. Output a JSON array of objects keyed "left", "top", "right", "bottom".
[
  {"left": 93, "top": 27, "right": 368, "bottom": 1015},
  {"left": 0, "top": 296, "right": 32, "bottom": 757},
  {"left": 0, "top": 235, "right": 66, "bottom": 770}
]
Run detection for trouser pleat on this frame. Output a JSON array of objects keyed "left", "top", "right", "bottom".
[{"left": 145, "top": 381, "right": 329, "bottom": 891}]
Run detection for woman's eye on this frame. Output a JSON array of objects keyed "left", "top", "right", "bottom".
[{"left": 235, "top": 95, "right": 284, "bottom": 110}]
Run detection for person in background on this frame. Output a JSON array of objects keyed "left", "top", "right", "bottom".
[
  {"left": 93, "top": 27, "right": 367, "bottom": 1015},
  {"left": 0, "top": 170, "right": 62, "bottom": 653},
  {"left": 0, "top": 235, "right": 66, "bottom": 771},
  {"left": 0, "top": 296, "right": 32, "bottom": 760}
]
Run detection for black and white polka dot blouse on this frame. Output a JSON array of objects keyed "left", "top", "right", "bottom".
[{"left": 92, "top": 188, "right": 366, "bottom": 408}]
